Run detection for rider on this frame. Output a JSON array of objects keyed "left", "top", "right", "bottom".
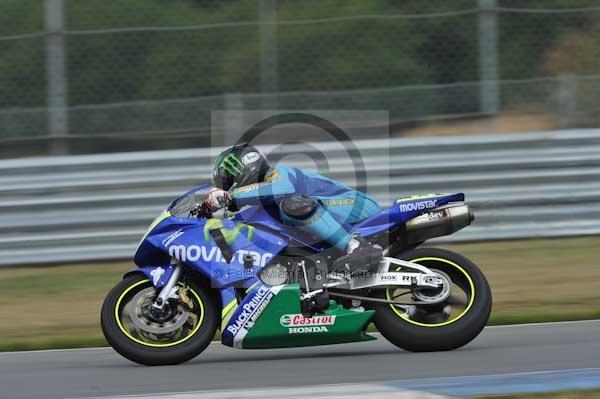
[{"left": 203, "top": 143, "right": 383, "bottom": 273}]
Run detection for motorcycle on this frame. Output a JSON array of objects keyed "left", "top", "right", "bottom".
[{"left": 101, "top": 185, "right": 492, "bottom": 366}]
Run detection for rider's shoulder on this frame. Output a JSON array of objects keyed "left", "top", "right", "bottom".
[
  {"left": 269, "top": 165, "right": 328, "bottom": 182},
  {"left": 267, "top": 164, "right": 294, "bottom": 178}
]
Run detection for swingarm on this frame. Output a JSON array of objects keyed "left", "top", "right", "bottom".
[{"left": 326, "top": 257, "right": 446, "bottom": 291}]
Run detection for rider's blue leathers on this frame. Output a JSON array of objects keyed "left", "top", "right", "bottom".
[{"left": 230, "top": 165, "right": 380, "bottom": 251}]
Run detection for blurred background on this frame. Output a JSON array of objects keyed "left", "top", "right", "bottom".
[
  {"left": 2, "top": 0, "right": 600, "bottom": 156},
  {"left": 1, "top": 0, "right": 600, "bottom": 350}
]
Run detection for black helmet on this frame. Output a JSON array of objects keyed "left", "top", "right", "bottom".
[{"left": 213, "top": 143, "right": 270, "bottom": 191}]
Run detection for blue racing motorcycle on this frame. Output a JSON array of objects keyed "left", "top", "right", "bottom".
[{"left": 101, "top": 184, "right": 492, "bottom": 365}]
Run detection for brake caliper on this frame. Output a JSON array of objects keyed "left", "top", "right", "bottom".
[{"left": 178, "top": 287, "right": 194, "bottom": 310}]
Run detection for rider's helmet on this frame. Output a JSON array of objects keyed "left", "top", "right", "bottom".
[{"left": 213, "top": 143, "right": 270, "bottom": 191}]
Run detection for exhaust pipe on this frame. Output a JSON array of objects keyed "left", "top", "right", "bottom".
[{"left": 405, "top": 204, "right": 473, "bottom": 244}]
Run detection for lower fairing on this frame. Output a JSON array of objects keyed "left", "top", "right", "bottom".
[{"left": 221, "top": 283, "right": 376, "bottom": 349}]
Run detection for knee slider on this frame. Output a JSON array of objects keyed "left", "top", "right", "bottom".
[{"left": 280, "top": 195, "right": 318, "bottom": 219}]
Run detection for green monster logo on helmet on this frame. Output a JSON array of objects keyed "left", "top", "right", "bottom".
[{"left": 216, "top": 153, "right": 244, "bottom": 177}]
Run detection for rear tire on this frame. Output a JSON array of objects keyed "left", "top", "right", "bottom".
[
  {"left": 372, "top": 247, "right": 492, "bottom": 352},
  {"left": 101, "top": 274, "right": 218, "bottom": 366}
]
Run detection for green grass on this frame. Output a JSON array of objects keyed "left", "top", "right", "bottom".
[
  {"left": 0, "top": 337, "right": 108, "bottom": 352},
  {"left": 437, "top": 236, "right": 600, "bottom": 325},
  {"left": 0, "top": 236, "right": 599, "bottom": 351},
  {"left": 0, "top": 262, "right": 130, "bottom": 351}
]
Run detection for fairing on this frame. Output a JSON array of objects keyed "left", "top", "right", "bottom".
[
  {"left": 221, "top": 283, "right": 375, "bottom": 349},
  {"left": 352, "top": 193, "right": 465, "bottom": 237},
  {"left": 135, "top": 215, "right": 289, "bottom": 289}
]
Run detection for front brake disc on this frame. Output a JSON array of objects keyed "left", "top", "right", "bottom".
[{"left": 128, "top": 287, "right": 190, "bottom": 334}]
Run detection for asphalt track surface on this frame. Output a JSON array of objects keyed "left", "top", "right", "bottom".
[{"left": 1, "top": 320, "right": 599, "bottom": 399}]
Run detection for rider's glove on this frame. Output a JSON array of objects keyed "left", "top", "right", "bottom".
[{"left": 204, "top": 188, "right": 232, "bottom": 212}]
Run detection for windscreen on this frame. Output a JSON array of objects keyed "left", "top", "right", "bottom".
[{"left": 168, "top": 184, "right": 212, "bottom": 217}]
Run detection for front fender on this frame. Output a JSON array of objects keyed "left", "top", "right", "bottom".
[{"left": 124, "top": 265, "right": 176, "bottom": 289}]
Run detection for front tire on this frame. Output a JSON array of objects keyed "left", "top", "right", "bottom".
[
  {"left": 101, "top": 274, "right": 218, "bottom": 366},
  {"left": 372, "top": 247, "right": 492, "bottom": 352}
]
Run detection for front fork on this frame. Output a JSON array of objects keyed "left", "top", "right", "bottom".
[{"left": 152, "top": 261, "right": 183, "bottom": 310}]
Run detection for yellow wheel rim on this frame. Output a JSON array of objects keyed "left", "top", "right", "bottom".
[
  {"left": 386, "top": 257, "right": 476, "bottom": 328},
  {"left": 115, "top": 279, "right": 205, "bottom": 348}
]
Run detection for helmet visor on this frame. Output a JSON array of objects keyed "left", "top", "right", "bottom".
[{"left": 214, "top": 167, "right": 235, "bottom": 191}]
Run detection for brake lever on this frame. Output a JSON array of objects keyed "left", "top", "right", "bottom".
[{"left": 189, "top": 203, "right": 211, "bottom": 218}]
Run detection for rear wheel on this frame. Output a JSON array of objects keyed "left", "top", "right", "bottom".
[
  {"left": 372, "top": 247, "right": 492, "bottom": 352},
  {"left": 101, "top": 274, "right": 218, "bottom": 365}
]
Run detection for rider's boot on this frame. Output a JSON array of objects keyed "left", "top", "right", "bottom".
[{"left": 331, "top": 236, "right": 383, "bottom": 275}]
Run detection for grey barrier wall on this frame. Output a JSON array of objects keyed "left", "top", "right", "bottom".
[{"left": 1, "top": 129, "right": 599, "bottom": 266}]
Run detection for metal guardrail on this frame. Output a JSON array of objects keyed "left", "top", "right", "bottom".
[{"left": 2, "top": 129, "right": 599, "bottom": 266}]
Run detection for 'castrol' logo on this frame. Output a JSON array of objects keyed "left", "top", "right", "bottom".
[{"left": 280, "top": 314, "right": 336, "bottom": 327}]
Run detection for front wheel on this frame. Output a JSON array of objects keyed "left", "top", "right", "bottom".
[
  {"left": 101, "top": 274, "right": 218, "bottom": 365},
  {"left": 372, "top": 247, "right": 492, "bottom": 352}
]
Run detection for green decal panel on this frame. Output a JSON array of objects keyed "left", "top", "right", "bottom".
[
  {"left": 203, "top": 219, "right": 254, "bottom": 244},
  {"left": 242, "top": 284, "right": 376, "bottom": 349}
]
